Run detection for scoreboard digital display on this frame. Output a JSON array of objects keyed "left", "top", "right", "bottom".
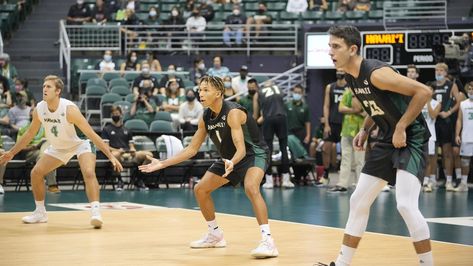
[{"left": 362, "top": 30, "right": 472, "bottom": 67}]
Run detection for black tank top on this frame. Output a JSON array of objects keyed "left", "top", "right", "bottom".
[
  {"left": 328, "top": 82, "right": 345, "bottom": 124},
  {"left": 203, "top": 101, "right": 268, "bottom": 161},
  {"left": 345, "top": 59, "right": 429, "bottom": 143},
  {"left": 431, "top": 79, "right": 453, "bottom": 112}
]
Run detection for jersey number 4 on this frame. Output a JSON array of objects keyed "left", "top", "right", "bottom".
[
  {"left": 51, "top": 125, "right": 59, "bottom": 137},
  {"left": 362, "top": 100, "right": 385, "bottom": 116}
]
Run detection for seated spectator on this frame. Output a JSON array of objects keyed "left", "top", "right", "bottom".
[
  {"left": 105, "top": 0, "right": 121, "bottom": 13},
  {"left": 130, "top": 92, "right": 156, "bottom": 126},
  {"left": 199, "top": 0, "right": 215, "bottom": 22},
  {"left": 92, "top": 0, "right": 111, "bottom": 24},
  {"left": 145, "top": 6, "right": 160, "bottom": 26},
  {"left": 102, "top": 106, "right": 152, "bottom": 190},
  {"left": 232, "top": 65, "right": 251, "bottom": 94},
  {"left": 120, "top": 51, "right": 141, "bottom": 73},
  {"left": 189, "top": 58, "right": 206, "bottom": 85},
  {"left": 354, "top": 0, "right": 371, "bottom": 11},
  {"left": 337, "top": 0, "right": 356, "bottom": 12},
  {"left": 13, "top": 78, "right": 35, "bottom": 107},
  {"left": 308, "top": 0, "right": 328, "bottom": 11},
  {"left": 0, "top": 91, "right": 31, "bottom": 136},
  {"left": 164, "top": 7, "right": 186, "bottom": 49},
  {"left": 207, "top": 55, "right": 230, "bottom": 78},
  {"left": 286, "top": 0, "right": 308, "bottom": 13},
  {"left": 179, "top": 89, "right": 203, "bottom": 132},
  {"left": 223, "top": 5, "right": 246, "bottom": 47},
  {"left": 184, "top": 0, "right": 196, "bottom": 18},
  {"left": 246, "top": 2, "right": 272, "bottom": 39},
  {"left": 185, "top": 8, "right": 207, "bottom": 45},
  {"left": 66, "top": 0, "right": 92, "bottom": 25},
  {"left": 162, "top": 79, "right": 185, "bottom": 129},
  {"left": 0, "top": 75, "right": 13, "bottom": 108},
  {"left": 97, "top": 50, "right": 116, "bottom": 72},
  {"left": 144, "top": 51, "right": 162, "bottom": 72},
  {"left": 123, "top": 0, "right": 140, "bottom": 12},
  {"left": 0, "top": 53, "right": 18, "bottom": 82},
  {"left": 132, "top": 62, "right": 159, "bottom": 95},
  {"left": 0, "top": 145, "right": 5, "bottom": 194},
  {"left": 223, "top": 76, "right": 238, "bottom": 101},
  {"left": 120, "top": 8, "right": 140, "bottom": 41},
  {"left": 159, "top": 64, "right": 185, "bottom": 94}
]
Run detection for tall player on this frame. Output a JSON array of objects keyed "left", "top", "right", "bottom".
[
  {"left": 326, "top": 25, "right": 434, "bottom": 265},
  {"left": 0, "top": 75, "right": 123, "bottom": 228},
  {"left": 139, "top": 76, "right": 278, "bottom": 258}
]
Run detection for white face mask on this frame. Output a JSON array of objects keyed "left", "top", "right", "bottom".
[
  {"left": 77, "top": 0, "right": 84, "bottom": 5},
  {"left": 149, "top": 10, "right": 157, "bottom": 17},
  {"left": 171, "top": 10, "right": 178, "bottom": 16},
  {"left": 130, "top": 56, "right": 137, "bottom": 62},
  {"left": 198, "top": 63, "right": 205, "bottom": 70},
  {"left": 104, "top": 55, "right": 112, "bottom": 62},
  {"left": 233, "top": 9, "right": 240, "bottom": 16},
  {"left": 469, "top": 93, "right": 473, "bottom": 100}
]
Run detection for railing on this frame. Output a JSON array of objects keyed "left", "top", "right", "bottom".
[
  {"left": 383, "top": 0, "right": 447, "bottom": 30},
  {"left": 0, "top": 32, "right": 3, "bottom": 55},
  {"left": 59, "top": 20, "right": 72, "bottom": 92}
]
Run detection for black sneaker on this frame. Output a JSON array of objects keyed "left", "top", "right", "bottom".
[
  {"left": 135, "top": 180, "right": 149, "bottom": 191},
  {"left": 328, "top": 186, "right": 347, "bottom": 193},
  {"left": 115, "top": 179, "right": 124, "bottom": 191}
]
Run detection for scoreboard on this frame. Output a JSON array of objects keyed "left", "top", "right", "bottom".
[{"left": 361, "top": 30, "right": 472, "bottom": 68}]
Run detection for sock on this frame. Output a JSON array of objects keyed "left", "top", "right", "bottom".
[
  {"left": 418, "top": 251, "right": 434, "bottom": 266},
  {"left": 429, "top": 175, "right": 436, "bottom": 182},
  {"left": 260, "top": 224, "right": 271, "bottom": 237},
  {"left": 446, "top": 175, "right": 452, "bottom": 183},
  {"left": 423, "top": 177, "right": 429, "bottom": 185},
  {"left": 35, "top": 200, "right": 45, "bottom": 212},
  {"left": 455, "top": 168, "right": 462, "bottom": 179},
  {"left": 90, "top": 201, "right": 100, "bottom": 213},
  {"left": 207, "top": 219, "right": 221, "bottom": 234},
  {"left": 461, "top": 175, "right": 468, "bottom": 185},
  {"left": 335, "top": 244, "right": 356, "bottom": 266},
  {"left": 265, "top": 175, "right": 273, "bottom": 184}
]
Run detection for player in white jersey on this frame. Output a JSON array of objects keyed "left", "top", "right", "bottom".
[
  {"left": 421, "top": 85, "right": 441, "bottom": 192},
  {"left": 0, "top": 75, "right": 123, "bottom": 228},
  {"left": 454, "top": 81, "right": 473, "bottom": 192}
]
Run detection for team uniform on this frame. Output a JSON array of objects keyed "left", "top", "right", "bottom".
[
  {"left": 36, "top": 98, "right": 94, "bottom": 164},
  {"left": 204, "top": 100, "right": 270, "bottom": 185},
  {"left": 345, "top": 59, "right": 430, "bottom": 184},
  {"left": 459, "top": 99, "right": 473, "bottom": 156},
  {"left": 421, "top": 99, "right": 440, "bottom": 155},
  {"left": 431, "top": 80, "right": 455, "bottom": 145},
  {"left": 325, "top": 82, "right": 345, "bottom": 143}
]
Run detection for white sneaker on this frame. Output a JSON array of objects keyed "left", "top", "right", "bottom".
[
  {"left": 446, "top": 181, "right": 455, "bottom": 191},
  {"left": 281, "top": 174, "right": 295, "bottom": 188},
  {"left": 262, "top": 175, "right": 274, "bottom": 189},
  {"left": 90, "top": 208, "right": 103, "bottom": 229},
  {"left": 382, "top": 185, "right": 391, "bottom": 192},
  {"left": 190, "top": 231, "right": 226, "bottom": 248},
  {"left": 22, "top": 209, "right": 48, "bottom": 224},
  {"left": 251, "top": 235, "right": 279, "bottom": 258},
  {"left": 0, "top": 184, "right": 4, "bottom": 194},
  {"left": 423, "top": 184, "right": 432, "bottom": 193},
  {"left": 454, "top": 183, "right": 469, "bottom": 192}
]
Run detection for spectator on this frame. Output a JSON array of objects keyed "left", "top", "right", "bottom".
[
  {"left": 199, "top": 0, "right": 215, "bottom": 22},
  {"left": 185, "top": 8, "right": 207, "bottom": 45},
  {"left": 120, "top": 51, "right": 141, "bottom": 73},
  {"left": 178, "top": 89, "right": 203, "bottom": 132},
  {"left": 223, "top": 76, "right": 237, "bottom": 101},
  {"left": 184, "top": 0, "right": 196, "bottom": 18},
  {"left": 0, "top": 91, "right": 31, "bottom": 135},
  {"left": 144, "top": 6, "right": 160, "bottom": 26},
  {"left": 120, "top": 8, "right": 140, "bottom": 41},
  {"left": 13, "top": 78, "right": 35, "bottom": 107},
  {"left": 130, "top": 91, "right": 156, "bottom": 126},
  {"left": 159, "top": 64, "right": 185, "bottom": 94},
  {"left": 163, "top": 79, "right": 185, "bottom": 129},
  {"left": 144, "top": 51, "right": 162, "bottom": 72},
  {"left": 0, "top": 53, "right": 18, "bottom": 82},
  {"left": 238, "top": 78, "right": 258, "bottom": 117},
  {"left": 97, "top": 50, "right": 116, "bottom": 72},
  {"left": 132, "top": 62, "right": 159, "bottom": 95},
  {"left": 337, "top": 0, "right": 356, "bottom": 12},
  {"left": 308, "top": 0, "right": 328, "bottom": 11},
  {"left": 0, "top": 76, "right": 13, "bottom": 108},
  {"left": 0, "top": 144, "right": 5, "bottom": 194},
  {"left": 246, "top": 2, "right": 272, "bottom": 39},
  {"left": 207, "top": 55, "right": 230, "bottom": 78},
  {"left": 189, "top": 58, "right": 206, "bottom": 85},
  {"left": 354, "top": 0, "right": 371, "bottom": 11},
  {"left": 232, "top": 65, "right": 251, "bottom": 94},
  {"left": 66, "top": 0, "right": 92, "bottom": 25},
  {"left": 286, "top": 85, "right": 311, "bottom": 147},
  {"left": 406, "top": 64, "right": 420, "bottom": 81},
  {"left": 105, "top": 0, "right": 121, "bottom": 13},
  {"left": 123, "top": 0, "right": 140, "bottom": 12},
  {"left": 92, "top": 0, "right": 111, "bottom": 24},
  {"left": 223, "top": 5, "right": 246, "bottom": 47},
  {"left": 102, "top": 106, "right": 152, "bottom": 190},
  {"left": 286, "top": 0, "right": 308, "bottom": 13},
  {"left": 164, "top": 7, "right": 186, "bottom": 49}
]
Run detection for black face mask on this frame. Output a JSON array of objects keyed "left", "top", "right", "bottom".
[
  {"left": 112, "top": 115, "right": 121, "bottom": 122},
  {"left": 248, "top": 90, "right": 256, "bottom": 96},
  {"left": 192, "top": 12, "right": 199, "bottom": 17},
  {"left": 336, "top": 73, "right": 345, "bottom": 80},
  {"left": 186, "top": 95, "right": 196, "bottom": 102}
]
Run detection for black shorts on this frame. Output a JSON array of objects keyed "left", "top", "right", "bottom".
[
  {"left": 324, "top": 123, "right": 341, "bottom": 143},
  {"left": 361, "top": 141, "right": 428, "bottom": 185},
  {"left": 435, "top": 119, "right": 454, "bottom": 145},
  {"left": 208, "top": 153, "right": 269, "bottom": 186}
]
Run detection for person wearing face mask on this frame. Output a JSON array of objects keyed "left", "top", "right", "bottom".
[
  {"left": 130, "top": 90, "right": 157, "bottom": 126},
  {"left": 164, "top": 7, "right": 185, "bottom": 49},
  {"left": 102, "top": 106, "right": 152, "bottom": 190},
  {"left": 454, "top": 81, "right": 473, "bottom": 192},
  {"left": 185, "top": 8, "right": 207, "bottom": 47},
  {"left": 0, "top": 75, "right": 13, "bottom": 109},
  {"left": 145, "top": 6, "right": 160, "bottom": 26},
  {"left": 190, "top": 58, "right": 207, "bottom": 85},
  {"left": 207, "top": 56, "right": 230, "bottom": 78},
  {"left": 144, "top": 52, "right": 162, "bottom": 72},
  {"left": 430, "top": 63, "right": 461, "bottom": 191},
  {"left": 232, "top": 65, "right": 252, "bottom": 94},
  {"left": 246, "top": 2, "right": 272, "bottom": 39},
  {"left": 223, "top": 5, "right": 247, "bottom": 47},
  {"left": 238, "top": 78, "right": 258, "bottom": 117},
  {"left": 98, "top": 50, "right": 116, "bottom": 72},
  {"left": 0, "top": 53, "right": 17, "bottom": 82},
  {"left": 0, "top": 91, "right": 31, "bottom": 136},
  {"left": 198, "top": 0, "right": 215, "bottom": 22},
  {"left": 132, "top": 62, "right": 159, "bottom": 96},
  {"left": 163, "top": 79, "right": 185, "bottom": 130},
  {"left": 13, "top": 79, "right": 35, "bottom": 107},
  {"left": 222, "top": 76, "right": 237, "bottom": 101},
  {"left": 66, "top": 0, "right": 92, "bottom": 25},
  {"left": 120, "top": 51, "right": 141, "bottom": 73},
  {"left": 286, "top": 85, "right": 311, "bottom": 148},
  {"left": 179, "top": 89, "right": 204, "bottom": 132},
  {"left": 92, "top": 0, "right": 112, "bottom": 24},
  {"left": 159, "top": 64, "right": 185, "bottom": 94}
]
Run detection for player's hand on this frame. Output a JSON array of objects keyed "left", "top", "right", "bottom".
[
  {"left": 353, "top": 130, "right": 368, "bottom": 151},
  {"left": 438, "top": 111, "right": 449, "bottom": 119},
  {"left": 304, "top": 135, "right": 310, "bottom": 144},
  {"left": 323, "top": 125, "right": 331, "bottom": 139},
  {"left": 392, "top": 126, "right": 407, "bottom": 148},
  {"left": 0, "top": 151, "right": 14, "bottom": 165},
  {"left": 222, "top": 159, "right": 234, "bottom": 178},
  {"left": 456, "top": 135, "right": 461, "bottom": 146},
  {"left": 110, "top": 157, "right": 123, "bottom": 172},
  {"left": 138, "top": 155, "right": 165, "bottom": 173},
  {"left": 257, "top": 116, "right": 264, "bottom": 125}
]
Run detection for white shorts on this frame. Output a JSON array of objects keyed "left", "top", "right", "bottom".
[
  {"left": 44, "top": 140, "right": 95, "bottom": 164},
  {"left": 428, "top": 139, "right": 436, "bottom": 156},
  {"left": 460, "top": 142, "right": 473, "bottom": 157}
]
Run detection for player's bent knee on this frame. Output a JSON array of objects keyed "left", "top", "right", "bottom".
[
  {"left": 244, "top": 185, "right": 260, "bottom": 198},
  {"left": 82, "top": 169, "right": 96, "bottom": 180}
]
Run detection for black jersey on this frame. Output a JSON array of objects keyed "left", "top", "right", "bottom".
[
  {"left": 328, "top": 82, "right": 346, "bottom": 124},
  {"left": 203, "top": 100, "right": 268, "bottom": 161},
  {"left": 258, "top": 85, "right": 287, "bottom": 117},
  {"left": 431, "top": 79, "right": 454, "bottom": 112},
  {"left": 345, "top": 59, "right": 429, "bottom": 143}
]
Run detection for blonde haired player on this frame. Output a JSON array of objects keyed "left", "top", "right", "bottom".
[
  {"left": 454, "top": 81, "right": 473, "bottom": 192},
  {"left": 0, "top": 75, "right": 123, "bottom": 228}
]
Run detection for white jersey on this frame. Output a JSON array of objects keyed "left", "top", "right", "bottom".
[
  {"left": 460, "top": 99, "right": 473, "bottom": 143},
  {"left": 36, "top": 98, "right": 84, "bottom": 150},
  {"left": 421, "top": 99, "right": 439, "bottom": 142}
]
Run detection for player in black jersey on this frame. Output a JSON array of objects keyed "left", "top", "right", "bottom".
[
  {"left": 139, "top": 76, "right": 278, "bottom": 259},
  {"left": 326, "top": 25, "right": 434, "bottom": 266}
]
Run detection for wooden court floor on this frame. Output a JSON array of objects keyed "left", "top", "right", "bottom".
[{"left": 1, "top": 208, "right": 472, "bottom": 266}]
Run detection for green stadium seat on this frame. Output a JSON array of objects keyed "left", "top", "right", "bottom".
[
  {"left": 154, "top": 111, "right": 172, "bottom": 122},
  {"left": 111, "top": 85, "right": 132, "bottom": 97},
  {"left": 109, "top": 78, "right": 129, "bottom": 89},
  {"left": 302, "top": 11, "right": 324, "bottom": 21},
  {"left": 279, "top": 11, "right": 301, "bottom": 21},
  {"left": 125, "top": 119, "right": 149, "bottom": 132},
  {"left": 368, "top": 10, "right": 383, "bottom": 19},
  {"left": 267, "top": 2, "right": 286, "bottom": 12},
  {"left": 325, "top": 11, "right": 344, "bottom": 21},
  {"left": 150, "top": 120, "right": 175, "bottom": 132},
  {"left": 345, "top": 11, "right": 367, "bottom": 20}
]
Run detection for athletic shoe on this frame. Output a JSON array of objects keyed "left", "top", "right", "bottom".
[
  {"left": 315, "top": 178, "right": 329, "bottom": 187},
  {"left": 281, "top": 173, "right": 295, "bottom": 188},
  {"left": 115, "top": 179, "right": 124, "bottom": 191},
  {"left": 135, "top": 180, "right": 149, "bottom": 191},
  {"left": 22, "top": 209, "right": 48, "bottom": 224},
  {"left": 47, "top": 185, "right": 61, "bottom": 193},
  {"left": 90, "top": 208, "right": 103, "bottom": 229},
  {"left": 329, "top": 186, "right": 347, "bottom": 193},
  {"left": 0, "top": 184, "right": 4, "bottom": 194},
  {"left": 382, "top": 185, "right": 391, "bottom": 192},
  {"left": 445, "top": 181, "right": 455, "bottom": 192},
  {"left": 262, "top": 175, "right": 274, "bottom": 189},
  {"left": 251, "top": 235, "right": 279, "bottom": 258},
  {"left": 190, "top": 232, "right": 226, "bottom": 248},
  {"left": 454, "top": 183, "right": 469, "bottom": 192},
  {"left": 423, "top": 184, "right": 433, "bottom": 193}
]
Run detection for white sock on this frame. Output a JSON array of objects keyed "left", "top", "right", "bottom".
[
  {"left": 35, "top": 200, "right": 45, "bottom": 212},
  {"left": 418, "top": 251, "right": 434, "bottom": 265},
  {"left": 461, "top": 175, "right": 468, "bottom": 185},
  {"left": 455, "top": 168, "right": 462, "bottom": 180},
  {"left": 335, "top": 244, "right": 356, "bottom": 266},
  {"left": 207, "top": 219, "right": 221, "bottom": 234},
  {"left": 90, "top": 201, "right": 100, "bottom": 210},
  {"left": 429, "top": 175, "right": 436, "bottom": 182},
  {"left": 265, "top": 175, "right": 273, "bottom": 184},
  {"left": 260, "top": 224, "right": 271, "bottom": 237},
  {"left": 446, "top": 175, "right": 452, "bottom": 183},
  {"left": 423, "top": 177, "right": 429, "bottom": 185}
]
